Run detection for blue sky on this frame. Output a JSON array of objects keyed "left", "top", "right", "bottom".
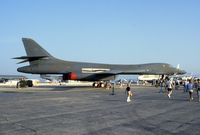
[{"left": 0, "top": 0, "right": 200, "bottom": 77}]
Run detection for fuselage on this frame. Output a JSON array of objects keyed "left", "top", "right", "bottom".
[{"left": 17, "top": 57, "right": 186, "bottom": 81}]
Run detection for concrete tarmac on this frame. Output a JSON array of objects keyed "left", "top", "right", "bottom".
[{"left": 0, "top": 86, "right": 200, "bottom": 135}]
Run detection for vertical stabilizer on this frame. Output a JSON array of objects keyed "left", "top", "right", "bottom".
[
  {"left": 13, "top": 38, "right": 55, "bottom": 65},
  {"left": 22, "top": 38, "right": 53, "bottom": 57}
]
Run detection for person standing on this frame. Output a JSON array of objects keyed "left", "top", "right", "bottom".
[
  {"left": 187, "top": 80, "right": 194, "bottom": 101},
  {"left": 175, "top": 79, "right": 180, "bottom": 90},
  {"left": 166, "top": 78, "right": 173, "bottom": 99},
  {"left": 196, "top": 79, "right": 200, "bottom": 102},
  {"left": 183, "top": 80, "right": 188, "bottom": 92},
  {"left": 159, "top": 79, "right": 164, "bottom": 93}
]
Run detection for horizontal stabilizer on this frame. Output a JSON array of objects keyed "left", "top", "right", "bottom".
[{"left": 13, "top": 56, "right": 48, "bottom": 64}]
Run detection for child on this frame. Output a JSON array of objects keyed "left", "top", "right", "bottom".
[{"left": 126, "top": 86, "right": 133, "bottom": 102}]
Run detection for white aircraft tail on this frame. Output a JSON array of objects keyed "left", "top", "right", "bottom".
[{"left": 176, "top": 64, "right": 180, "bottom": 69}]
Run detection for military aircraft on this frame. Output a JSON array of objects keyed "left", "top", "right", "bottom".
[{"left": 14, "top": 38, "right": 186, "bottom": 86}]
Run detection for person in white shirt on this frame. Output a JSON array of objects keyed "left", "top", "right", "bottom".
[{"left": 125, "top": 86, "right": 133, "bottom": 102}]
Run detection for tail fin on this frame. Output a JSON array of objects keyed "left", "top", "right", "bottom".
[
  {"left": 22, "top": 38, "right": 52, "bottom": 57},
  {"left": 14, "top": 38, "right": 54, "bottom": 64}
]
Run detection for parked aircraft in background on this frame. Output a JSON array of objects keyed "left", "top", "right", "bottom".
[
  {"left": 14, "top": 38, "right": 186, "bottom": 86},
  {"left": 0, "top": 75, "right": 26, "bottom": 83}
]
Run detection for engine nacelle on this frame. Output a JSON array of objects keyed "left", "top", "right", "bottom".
[
  {"left": 63, "top": 72, "right": 78, "bottom": 80},
  {"left": 62, "top": 72, "right": 115, "bottom": 81}
]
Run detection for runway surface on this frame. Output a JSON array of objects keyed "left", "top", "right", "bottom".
[{"left": 0, "top": 86, "right": 200, "bottom": 135}]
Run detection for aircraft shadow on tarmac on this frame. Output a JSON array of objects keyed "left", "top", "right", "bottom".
[
  {"left": 0, "top": 90, "right": 35, "bottom": 95},
  {"left": 35, "top": 85, "right": 94, "bottom": 91}
]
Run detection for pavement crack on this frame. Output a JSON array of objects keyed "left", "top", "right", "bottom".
[
  {"left": 14, "top": 123, "right": 38, "bottom": 135},
  {"left": 175, "top": 117, "right": 200, "bottom": 130}
]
